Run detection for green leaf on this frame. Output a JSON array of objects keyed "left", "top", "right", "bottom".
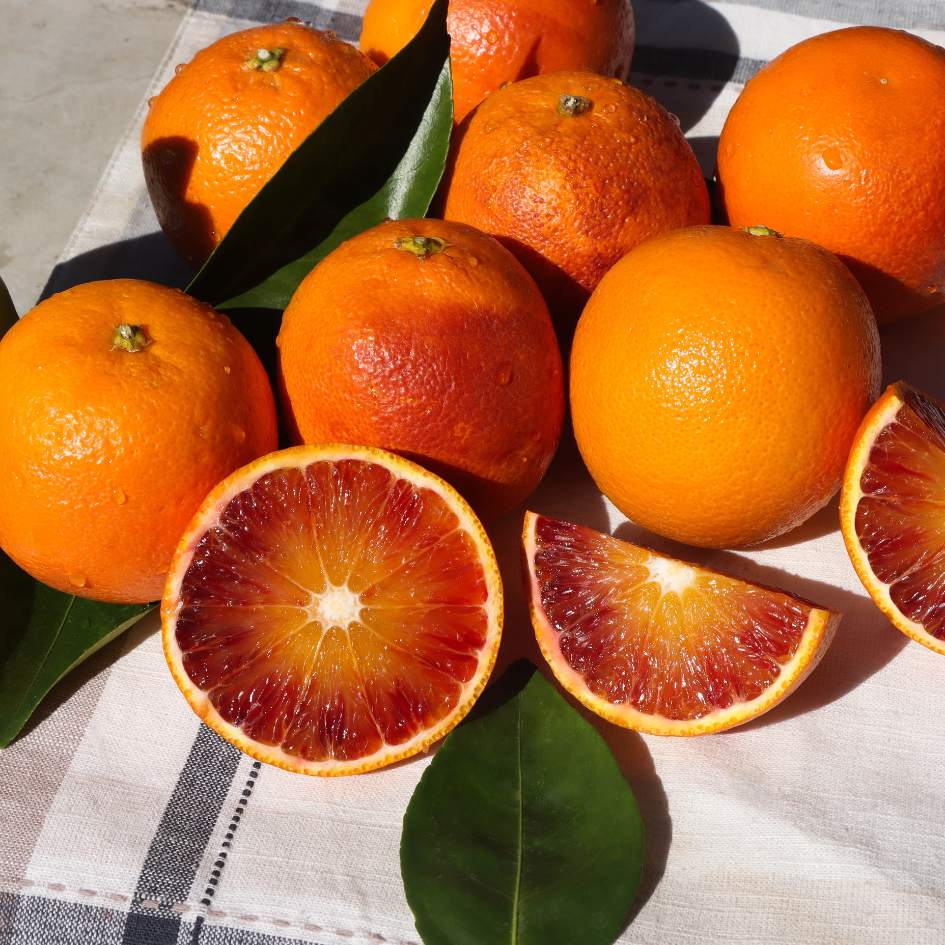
[
  {"left": 0, "top": 278, "right": 154, "bottom": 749},
  {"left": 0, "top": 555, "right": 153, "bottom": 747},
  {"left": 187, "top": 0, "right": 452, "bottom": 313},
  {"left": 401, "top": 662, "right": 645, "bottom": 945}
]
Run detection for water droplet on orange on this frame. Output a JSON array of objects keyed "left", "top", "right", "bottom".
[
  {"left": 69, "top": 574, "right": 88, "bottom": 589},
  {"left": 113, "top": 489, "right": 127, "bottom": 505},
  {"left": 175, "top": 63, "right": 186, "bottom": 75},
  {"left": 223, "top": 365, "right": 232, "bottom": 374},
  {"left": 822, "top": 147, "right": 843, "bottom": 171},
  {"left": 496, "top": 362, "right": 513, "bottom": 386}
]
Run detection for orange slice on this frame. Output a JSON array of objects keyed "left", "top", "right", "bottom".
[
  {"left": 523, "top": 512, "right": 839, "bottom": 735},
  {"left": 162, "top": 445, "right": 503, "bottom": 776},
  {"left": 840, "top": 382, "right": 945, "bottom": 656}
]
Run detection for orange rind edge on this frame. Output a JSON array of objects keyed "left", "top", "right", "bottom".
[
  {"left": 161, "top": 443, "right": 504, "bottom": 776},
  {"left": 522, "top": 511, "right": 840, "bottom": 736},
  {"left": 839, "top": 382, "right": 945, "bottom": 657}
]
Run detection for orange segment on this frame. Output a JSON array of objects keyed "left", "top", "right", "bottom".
[
  {"left": 523, "top": 513, "right": 839, "bottom": 735},
  {"left": 162, "top": 445, "right": 503, "bottom": 775},
  {"left": 840, "top": 382, "right": 945, "bottom": 656}
]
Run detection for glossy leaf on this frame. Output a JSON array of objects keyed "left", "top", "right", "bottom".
[
  {"left": 0, "top": 557, "right": 153, "bottom": 747},
  {"left": 401, "top": 662, "right": 645, "bottom": 945},
  {"left": 0, "top": 280, "right": 154, "bottom": 748},
  {"left": 187, "top": 0, "right": 452, "bottom": 313}
]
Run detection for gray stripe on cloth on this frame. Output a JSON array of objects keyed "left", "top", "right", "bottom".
[
  {"left": 0, "top": 644, "right": 121, "bottom": 890},
  {"left": 195, "top": 0, "right": 361, "bottom": 40},
  {"left": 641, "top": 0, "right": 945, "bottom": 31},
  {"left": 120, "top": 727, "right": 242, "bottom": 945},
  {"left": 188, "top": 760, "right": 263, "bottom": 945},
  {"left": 5, "top": 893, "right": 126, "bottom": 945}
]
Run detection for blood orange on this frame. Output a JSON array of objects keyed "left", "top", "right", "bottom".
[
  {"left": 840, "top": 382, "right": 945, "bottom": 656},
  {"left": 523, "top": 513, "right": 839, "bottom": 735},
  {"left": 162, "top": 445, "right": 503, "bottom": 775}
]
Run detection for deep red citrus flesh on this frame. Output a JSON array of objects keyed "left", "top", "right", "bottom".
[
  {"left": 174, "top": 459, "right": 492, "bottom": 762},
  {"left": 855, "top": 387, "right": 945, "bottom": 642},
  {"left": 531, "top": 516, "right": 813, "bottom": 721}
]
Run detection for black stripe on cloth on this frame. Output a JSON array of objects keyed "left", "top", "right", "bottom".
[
  {"left": 188, "top": 760, "right": 263, "bottom": 945},
  {"left": 1, "top": 893, "right": 127, "bottom": 945},
  {"left": 1, "top": 892, "right": 336, "bottom": 945},
  {"left": 193, "top": 0, "right": 769, "bottom": 84},
  {"left": 195, "top": 0, "right": 362, "bottom": 40},
  {"left": 120, "top": 726, "right": 242, "bottom": 945},
  {"left": 643, "top": 0, "right": 945, "bottom": 31}
]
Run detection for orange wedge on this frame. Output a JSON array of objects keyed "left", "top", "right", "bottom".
[
  {"left": 162, "top": 445, "right": 503, "bottom": 775},
  {"left": 523, "top": 512, "right": 839, "bottom": 735},
  {"left": 840, "top": 382, "right": 945, "bottom": 656}
]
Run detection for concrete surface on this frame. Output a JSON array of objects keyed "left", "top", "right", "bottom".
[{"left": 0, "top": 0, "right": 190, "bottom": 313}]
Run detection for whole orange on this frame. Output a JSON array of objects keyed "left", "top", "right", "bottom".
[
  {"left": 0, "top": 279, "right": 278, "bottom": 603},
  {"left": 360, "top": 0, "right": 635, "bottom": 123},
  {"left": 142, "top": 23, "right": 377, "bottom": 267},
  {"left": 441, "top": 71, "right": 710, "bottom": 325},
  {"left": 570, "top": 226, "right": 882, "bottom": 549},
  {"left": 718, "top": 26, "right": 945, "bottom": 324},
  {"left": 277, "top": 218, "right": 564, "bottom": 516}
]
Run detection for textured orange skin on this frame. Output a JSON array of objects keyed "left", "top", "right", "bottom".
[
  {"left": 441, "top": 71, "right": 710, "bottom": 325},
  {"left": 360, "top": 0, "right": 635, "bottom": 123},
  {"left": 0, "top": 280, "right": 278, "bottom": 603},
  {"left": 277, "top": 218, "right": 564, "bottom": 517},
  {"left": 142, "top": 24, "right": 377, "bottom": 267},
  {"left": 718, "top": 26, "right": 945, "bottom": 324},
  {"left": 570, "top": 226, "right": 882, "bottom": 549}
]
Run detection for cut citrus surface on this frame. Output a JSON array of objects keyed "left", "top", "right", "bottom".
[
  {"left": 523, "top": 513, "right": 839, "bottom": 735},
  {"left": 162, "top": 445, "right": 503, "bottom": 776},
  {"left": 841, "top": 382, "right": 945, "bottom": 657}
]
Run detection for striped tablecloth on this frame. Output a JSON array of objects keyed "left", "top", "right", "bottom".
[{"left": 2, "top": 2, "right": 945, "bottom": 944}]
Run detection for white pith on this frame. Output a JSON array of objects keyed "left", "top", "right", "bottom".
[
  {"left": 645, "top": 556, "right": 697, "bottom": 595},
  {"left": 311, "top": 583, "right": 363, "bottom": 629},
  {"left": 523, "top": 512, "right": 838, "bottom": 735},
  {"left": 162, "top": 444, "right": 504, "bottom": 776}
]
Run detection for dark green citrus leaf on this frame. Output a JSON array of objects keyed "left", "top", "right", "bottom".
[
  {"left": 187, "top": 0, "right": 452, "bottom": 313},
  {"left": 0, "top": 554, "right": 153, "bottom": 747},
  {"left": 401, "top": 662, "right": 645, "bottom": 945}
]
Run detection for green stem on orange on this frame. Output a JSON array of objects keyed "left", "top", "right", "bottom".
[
  {"left": 744, "top": 225, "right": 784, "bottom": 238},
  {"left": 245, "top": 47, "right": 287, "bottom": 72},
  {"left": 558, "top": 94, "right": 593, "bottom": 117},
  {"left": 112, "top": 324, "right": 152, "bottom": 353},
  {"left": 395, "top": 236, "right": 447, "bottom": 258}
]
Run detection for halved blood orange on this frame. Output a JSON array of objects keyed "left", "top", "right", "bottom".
[
  {"left": 840, "top": 382, "right": 945, "bottom": 656},
  {"left": 523, "top": 512, "right": 839, "bottom": 735},
  {"left": 162, "top": 445, "right": 503, "bottom": 776}
]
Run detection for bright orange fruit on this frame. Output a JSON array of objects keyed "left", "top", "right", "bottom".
[
  {"left": 162, "top": 445, "right": 503, "bottom": 775},
  {"left": 142, "top": 23, "right": 377, "bottom": 267},
  {"left": 570, "top": 225, "right": 881, "bottom": 548},
  {"left": 718, "top": 26, "right": 945, "bottom": 323},
  {"left": 523, "top": 512, "right": 840, "bottom": 735},
  {"left": 277, "top": 218, "right": 564, "bottom": 517},
  {"left": 441, "top": 71, "right": 710, "bottom": 325},
  {"left": 0, "top": 279, "right": 278, "bottom": 603},
  {"left": 841, "top": 382, "right": 945, "bottom": 656},
  {"left": 360, "top": 0, "right": 635, "bottom": 123}
]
